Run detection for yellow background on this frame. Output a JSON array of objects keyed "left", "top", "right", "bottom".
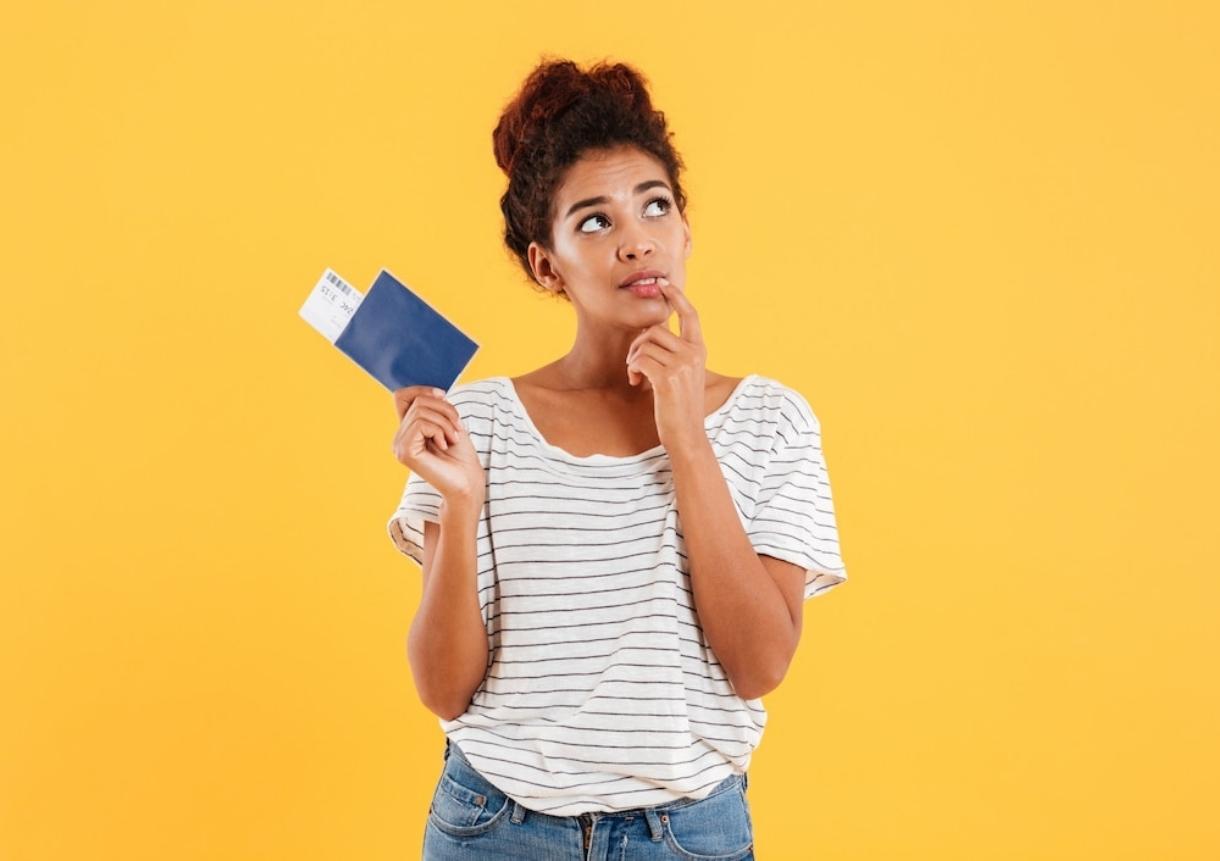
[{"left": 2, "top": 1, "right": 1216, "bottom": 858}]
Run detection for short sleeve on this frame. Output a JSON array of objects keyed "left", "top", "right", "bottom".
[
  {"left": 747, "top": 394, "right": 848, "bottom": 600},
  {"left": 384, "top": 381, "right": 491, "bottom": 567},
  {"left": 386, "top": 467, "right": 444, "bottom": 566}
]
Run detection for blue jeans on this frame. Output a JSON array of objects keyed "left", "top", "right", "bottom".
[{"left": 422, "top": 738, "right": 755, "bottom": 860}]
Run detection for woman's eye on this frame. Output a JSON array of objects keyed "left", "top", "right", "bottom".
[
  {"left": 644, "top": 196, "right": 671, "bottom": 216},
  {"left": 578, "top": 196, "right": 672, "bottom": 233}
]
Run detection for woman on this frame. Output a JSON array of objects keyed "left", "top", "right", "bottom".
[{"left": 387, "top": 57, "right": 848, "bottom": 860}]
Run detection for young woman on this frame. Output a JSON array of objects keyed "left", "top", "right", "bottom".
[{"left": 387, "top": 57, "right": 848, "bottom": 860}]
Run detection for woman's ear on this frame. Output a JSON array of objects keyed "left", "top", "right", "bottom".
[{"left": 527, "top": 241, "right": 564, "bottom": 293}]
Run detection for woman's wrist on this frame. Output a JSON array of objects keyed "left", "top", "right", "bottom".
[{"left": 439, "top": 491, "right": 485, "bottom": 526}]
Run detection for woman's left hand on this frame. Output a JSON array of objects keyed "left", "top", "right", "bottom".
[{"left": 625, "top": 278, "right": 709, "bottom": 452}]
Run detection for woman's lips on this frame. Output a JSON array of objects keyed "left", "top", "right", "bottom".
[{"left": 622, "top": 276, "right": 666, "bottom": 297}]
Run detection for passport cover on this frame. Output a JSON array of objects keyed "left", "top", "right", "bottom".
[{"left": 333, "top": 269, "right": 479, "bottom": 393}]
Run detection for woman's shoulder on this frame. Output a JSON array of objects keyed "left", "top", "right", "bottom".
[
  {"left": 434, "top": 377, "right": 512, "bottom": 428},
  {"left": 445, "top": 375, "right": 501, "bottom": 391},
  {"left": 443, "top": 376, "right": 508, "bottom": 403},
  {"left": 739, "top": 373, "right": 820, "bottom": 435}
]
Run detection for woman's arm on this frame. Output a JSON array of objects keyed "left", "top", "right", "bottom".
[
  {"left": 670, "top": 440, "right": 799, "bottom": 700},
  {"left": 407, "top": 494, "right": 489, "bottom": 721}
]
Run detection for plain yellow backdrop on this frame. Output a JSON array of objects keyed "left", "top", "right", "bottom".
[{"left": 2, "top": 1, "right": 1217, "bottom": 858}]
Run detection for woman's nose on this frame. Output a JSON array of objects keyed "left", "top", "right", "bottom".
[{"left": 618, "top": 231, "right": 655, "bottom": 260}]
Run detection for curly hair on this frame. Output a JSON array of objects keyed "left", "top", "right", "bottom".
[{"left": 492, "top": 56, "right": 689, "bottom": 297}]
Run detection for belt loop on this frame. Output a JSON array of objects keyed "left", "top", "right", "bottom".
[
  {"left": 642, "top": 807, "right": 664, "bottom": 841},
  {"left": 510, "top": 800, "right": 526, "bottom": 824},
  {"left": 743, "top": 770, "right": 748, "bottom": 790}
]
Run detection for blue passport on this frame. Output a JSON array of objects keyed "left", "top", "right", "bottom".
[{"left": 299, "top": 267, "right": 479, "bottom": 394}]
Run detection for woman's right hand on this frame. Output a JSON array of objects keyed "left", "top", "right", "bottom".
[{"left": 391, "top": 386, "right": 485, "bottom": 505}]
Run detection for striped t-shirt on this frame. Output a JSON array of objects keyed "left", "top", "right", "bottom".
[{"left": 386, "top": 373, "right": 847, "bottom": 816}]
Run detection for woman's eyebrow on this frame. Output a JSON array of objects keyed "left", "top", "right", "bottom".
[{"left": 564, "top": 180, "right": 672, "bottom": 220}]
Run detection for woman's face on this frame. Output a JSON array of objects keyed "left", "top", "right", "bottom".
[{"left": 527, "top": 144, "right": 692, "bottom": 329}]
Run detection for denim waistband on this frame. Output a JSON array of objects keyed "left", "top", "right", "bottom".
[{"left": 442, "top": 736, "right": 748, "bottom": 822}]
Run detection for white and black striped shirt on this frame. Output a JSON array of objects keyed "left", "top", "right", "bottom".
[{"left": 386, "top": 373, "right": 847, "bottom": 816}]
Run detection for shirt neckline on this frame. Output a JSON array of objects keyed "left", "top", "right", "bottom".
[{"left": 497, "top": 373, "right": 759, "bottom": 467}]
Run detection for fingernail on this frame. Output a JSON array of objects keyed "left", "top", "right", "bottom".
[{"left": 432, "top": 388, "right": 444, "bottom": 396}]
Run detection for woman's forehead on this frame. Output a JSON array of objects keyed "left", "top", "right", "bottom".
[{"left": 560, "top": 146, "right": 666, "bottom": 193}]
